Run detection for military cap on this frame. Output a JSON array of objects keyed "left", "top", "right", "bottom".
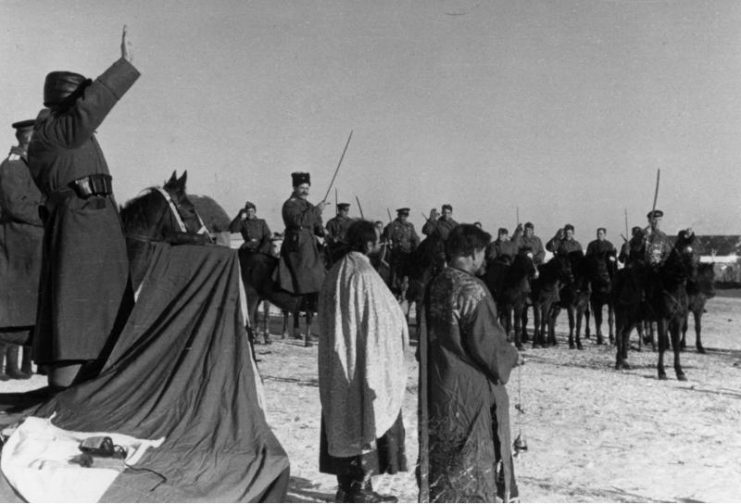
[
  {"left": 291, "top": 172, "right": 311, "bottom": 186},
  {"left": 597, "top": 227, "right": 606, "bottom": 234},
  {"left": 498, "top": 227, "right": 509, "bottom": 236},
  {"left": 646, "top": 209, "right": 663, "bottom": 219},
  {"left": 244, "top": 201, "right": 256, "bottom": 211},
  {"left": 337, "top": 203, "right": 350, "bottom": 210},
  {"left": 524, "top": 222, "right": 534, "bottom": 229},
  {"left": 43, "top": 71, "right": 91, "bottom": 107},
  {"left": 441, "top": 204, "right": 453, "bottom": 212},
  {"left": 564, "top": 224, "right": 575, "bottom": 232},
  {"left": 11, "top": 119, "right": 35, "bottom": 130},
  {"left": 396, "top": 207, "right": 410, "bottom": 215},
  {"left": 631, "top": 226, "right": 642, "bottom": 236}
]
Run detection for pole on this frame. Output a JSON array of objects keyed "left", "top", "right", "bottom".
[
  {"left": 335, "top": 187, "right": 338, "bottom": 212},
  {"left": 355, "top": 195, "right": 365, "bottom": 220},
  {"left": 322, "top": 130, "right": 353, "bottom": 203},
  {"left": 650, "top": 169, "right": 661, "bottom": 217},
  {"left": 387, "top": 208, "right": 393, "bottom": 223},
  {"left": 624, "top": 208, "right": 629, "bottom": 241},
  {"left": 516, "top": 206, "right": 520, "bottom": 226}
]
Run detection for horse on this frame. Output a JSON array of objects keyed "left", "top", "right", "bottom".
[
  {"left": 237, "top": 242, "right": 323, "bottom": 348},
  {"left": 530, "top": 254, "right": 573, "bottom": 348},
  {"left": 550, "top": 250, "right": 591, "bottom": 350},
  {"left": 681, "top": 262, "right": 716, "bottom": 353},
  {"left": 585, "top": 249, "right": 618, "bottom": 345},
  {"left": 120, "top": 170, "right": 212, "bottom": 291},
  {"left": 613, "top": 230, "right": 698, "bottom": 380},
  {"left": 403, "top": 234, "right": 446, "bottom": 330},
  {"left": 483, "top": 250, "right": 538, "bottom": 350}
]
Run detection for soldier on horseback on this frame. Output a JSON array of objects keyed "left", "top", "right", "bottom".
[
  {"left": 273, "top": 172, "right": 328, "bottom": 295},
  {"left": 325, "top": 202, "right": 354, "bottom": 265},
  {"left": 229, "top": 201, "right": 272, "bottom": 255},
  {"left": 546, "top": 224, "right": 583, "bottom": 256},
  {"left": 422, "top": 204, "right": 458, "bottom": 241},
  {"left": 486, "top": 225, "right": 523, "bottom": 266},
  {"left": 519, "top": 222, "right": 546, "bottom": 265},
  {"left": 382, "top": 207, "right": 420, "bottom": 295}
]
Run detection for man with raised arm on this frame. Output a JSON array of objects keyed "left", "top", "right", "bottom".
[{"left": 29, "top": 27, "right": 139, "bottom": 389}]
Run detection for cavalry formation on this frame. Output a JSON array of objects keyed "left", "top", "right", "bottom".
[{"left": 121, "top": 171, "right": 717, "bottom": 383}]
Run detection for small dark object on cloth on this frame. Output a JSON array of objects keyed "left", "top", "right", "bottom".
[{"left": 79, "top": 436, "right": 127, "bottom": 459}]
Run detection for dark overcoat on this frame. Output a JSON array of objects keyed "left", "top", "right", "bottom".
[
  {"left": 28, "top": 57, "right": 139, "bottom": 363},
  {"left": 423, "top": 267, "right": 520, "bottom": 502},
  {"left": 274, "top": 196, "right": 325, "bottom": 294},
  {"left": 0, "top": 147, "right": 44, "bottom": 328}
]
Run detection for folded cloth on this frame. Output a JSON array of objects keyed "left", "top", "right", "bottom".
[{"left": 1, "top": 415, "right": 164, "bottom": 503}]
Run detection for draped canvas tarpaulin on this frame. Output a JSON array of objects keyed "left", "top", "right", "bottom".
[{"left": 0, "top": 242, "right": 289, "bottom": 502}]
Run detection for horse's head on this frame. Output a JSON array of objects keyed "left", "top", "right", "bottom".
[
  {"left": 163, "top": 170, "right": 202, "bottom": 235},
  {"left": 664, "top": 228, "right": 699, "bottom": 283},
  {"left": 513, "top": 248, "right": 539, "bottom": 280}
]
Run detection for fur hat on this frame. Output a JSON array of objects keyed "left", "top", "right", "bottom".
[
  {"left": 43, "top": 71, "right": 91, "bottom": 107},
  {"left": 291, "top": 172, "right": 311, "bottom": 186}
]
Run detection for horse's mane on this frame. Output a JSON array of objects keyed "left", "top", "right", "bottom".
[{"left": 120, "top": 188, "right": 163, "bottom": 237}]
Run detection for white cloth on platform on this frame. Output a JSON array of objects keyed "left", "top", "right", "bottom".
[{"left": 1, "top": 415, "right": 163, "bottom": 503}]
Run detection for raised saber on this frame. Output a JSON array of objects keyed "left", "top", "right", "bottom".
[
  {"left": 624, "top": 208, "right": 629, "bottom": 241},
  {"left": 322, "top": 130, "right": 353, "bottom": 203},
  {"left": 387, "top": 208, "right": 393, "bottom": 223},
  {"left": 650, "top": 169, "right": 661, "bottom": 218},
  {"left": 355, "top": 195, "right": 365, "bottom": 220}
]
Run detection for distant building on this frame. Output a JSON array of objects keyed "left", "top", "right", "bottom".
[{"left": 670, "top": 234, "right": 741, "bottom": 283}]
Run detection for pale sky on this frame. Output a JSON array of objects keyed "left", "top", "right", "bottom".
[{"left": 2, "top": 0, "right": 740, "bottom": 242}]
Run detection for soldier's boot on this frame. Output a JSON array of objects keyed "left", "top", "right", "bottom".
[
  {"left": 21, "top": 345, "right": 33, "bottom": 376},
  {"left": 0, "top": 342, "right": 10, "bottom": 381},
  {"left": 6, "top": 345, "right": 31, "bottom": 380}
]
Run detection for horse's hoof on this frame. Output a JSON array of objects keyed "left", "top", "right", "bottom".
[
  {"left": 516, "top": 344, "right": 524, "bottom": 351},
  {"left": 658, "top": 372, "right": 668, "bottom": 380},
  {"left": 697, "top": 346, "right": 706, "bottom": 354},
  {"left": 677, "top": 373, "right": 687, "bottom": 381},
  {"left": 532, "top": 343, "right": 541, "bottom": 349},
  {"left": 568, "top": 342, "right": 575, "bottom": 350},
  {"left": 577, "top": 343, "right": 584, "bottom": 351},
  {"left": 596, "top": 338, "right": 604, "bottom": 346}
]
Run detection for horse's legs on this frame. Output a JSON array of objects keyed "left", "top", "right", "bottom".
[
  {"left": 657, "top": 318, "right": 668, "bottom": 380},
  {"left": 614, "top": 314, "right": 629, "bottom": 370},
  {"left": 513, "top": 303, "right": 523, "bottom": 350},
  {"left": 670, "top": 318, "right": 686, "bottom": 381},
  {"left": 282, "top": 310, "right": 290, "bottom": 339},
  {"left": 575, "top": 304, "right": 585, "bottom": 350},
  {"left": 262, "top": 301, "right": 272, "bottom": 344},
  {"left": 567, "top": 306, "right": 576, "bottom": 349},
  {"left": 303, "top": 310, "right": 313, "bottom": 347},
  {"left": 521, "top": 305, "right": 530, "bottom": 343},
  {"left": 607, "top": 302, "right": 615, "bottom": 345},
  {"left": 531, "top": 304, "right": 542, "bottom": 348},
  {"left": 548, "top": 303, "right": 559, "bottom": 346},
  {"left": 694, "top": 309, "right": 705, "bottom": 354},
  {"left": 591, "top": 299, "right": 603, "bottom": 345}
]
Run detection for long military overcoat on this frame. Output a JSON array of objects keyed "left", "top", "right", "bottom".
[
  {"left": 28, "top": 57, "right": 139, "bottom": 363},
  {"left": 0, "top": 147, "right": 44, "bottom": 329},
  {"left": 274, "top": 196, "right": 326, "bottom": 294}
]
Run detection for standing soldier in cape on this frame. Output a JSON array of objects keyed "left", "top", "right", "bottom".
[
  {"left": 383, "top": 207, "right": 420, "bottom": 295},
  {"left": 28, "top": 27, "right": 139, "bottom": 389},
  {"left": 422, "top": 204, "right": 458, "bottom": 241},
  {"left": 229, "top": 201, "right": 272, "bottom": 255},
  {"left": 325, "top": 202, "right": 354, "bottom": 265},
  {"left": 274, "top": 172, "right": 328, "bottom": 294},
  {"left": 0, "top": 120, "right": 45, "bottom": 380}
]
